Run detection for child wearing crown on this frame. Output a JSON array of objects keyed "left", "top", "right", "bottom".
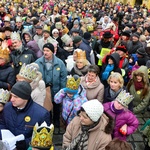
[
  {"left": 54, "top": 75, "right": 88, "bottom": 127},
  {"left": 103, "top": 90, "right": 139, "bottom": 141}
]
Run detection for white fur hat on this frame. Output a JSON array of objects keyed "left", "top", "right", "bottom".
[
  {"left": 82, "top": 99, "right": 104, "bottom": 122},
  {"left": 52, "top": 28, "right": 59, "bottom": 35}
]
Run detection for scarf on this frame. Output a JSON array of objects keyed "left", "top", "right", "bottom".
[
  {"left": 110, "top": 102, "right": 124, "bottom": 114},
  {"left": 134, "top": 81, "right": 144, "bottom": 91},
  {"left": 109, "top": 88, "right": 123, "bottom": 100},
  {"left": 65, "top": 122, "right": 99, "bottom": 150},
  {"left": 102, "top": 64, "right": 114, "bottom": 81},
  {"left": 73, "top": 65, "right": 89, "bottom": 76}
]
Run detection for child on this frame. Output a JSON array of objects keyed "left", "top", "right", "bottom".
[
  {"left": 54, "top": 75, "right": 88, "bottom": 126},
  {"left": 103, "top": 90, "right": 139, "bottom": 141}
]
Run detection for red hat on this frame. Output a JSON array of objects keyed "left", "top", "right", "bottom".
[{"left": 116, "top": 45, "right": 127, "bottom": 53}]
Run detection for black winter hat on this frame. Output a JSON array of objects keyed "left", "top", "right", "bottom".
[
  {"left": 11, "top": 81, "right": 32, "bottom": 100},
  {"left": 132, "top": 32, "right": 140, "bottom": 38},
  {"left": 84, "top": 32, "right": 91, "bottom": 40},
  {"left": 43, "top": 43, "right": 54, "bottom": 53},
  {"left": 73, "top": 36, "right": 82, "bottom": 44},
  {"left": 136, "top": 47, "right": 147, "bottom": 56}
]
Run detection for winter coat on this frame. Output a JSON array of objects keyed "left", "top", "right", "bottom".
[
  {"left": 103, "top": 102, "right": 139, "bottom": 141},
  {"left": 35, "top": 55, "right": 67, "bottom": 98},
  {"left": 80, "top": 75, "right": 104, "bottom": 103},
  {"left": 54, "top": 85, "right": 88, "bottom": 124},
  {"left": 0, "top": 63, "right": 16, "bottom": 90},
  {"left": 10, "top": 45, "right": 37, "bottom": 75},
  {"left": 0, "top": 98, "right": 50, "bottom": 147},
  {"left": 63, "top": 114, "right": 113, "bottom": 150},
  {"left": 128, "top": 66, "right": 150, "bottom": 114}
]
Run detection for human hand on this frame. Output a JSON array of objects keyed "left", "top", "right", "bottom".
[
  {"left": 119, "top": 124, "right": 127, "bottom": 135},
  {"left": 96, "top": 54, "right": 102, "bottom": 59}
]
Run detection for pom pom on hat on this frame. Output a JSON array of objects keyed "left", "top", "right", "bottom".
[
  {"left": 11, "top": 81, "right": 32, "bottom": 100},
  {"left": 82, "top": 99, "right": 104, "bottom": 122},
  {"left": 43, "top": 43, "right": 54, "bottom": 53}
]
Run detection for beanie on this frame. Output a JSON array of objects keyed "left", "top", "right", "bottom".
[
  {"left": 84, "top": 32, "right": 91, "bottom": 40},
  {"left": 116, "top": 45, "right": 127, "bottom": 53},
  {"left": 82, "top": 99, "right": 104, "bottom": 122},
  {"left": 43, "top": 43, "right": 54, "bottom": 53},
  {"left": 73, "top": 36, "right": 82, "bottom": 44},
  {"left": 73, "top": 20, "right": 79, "bottom": 25},
  {"left": 136, "top": 47, "right": 146, "bottom": 56},
  {"left": 11, "top": 81, "right": 32, "bottom": 100},
  {"left": 132, "top": 32, "right": 140, "bottom": 38},
  {"left": 52, "top": 28, "right": 59, "bottom": 35}
]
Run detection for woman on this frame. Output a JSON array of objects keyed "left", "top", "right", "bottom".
[
  {"left": 63, "top": 99, "right": 113, "bottom": 150},
  {"left": 80, "top": 65, "right": 104, "bottom": 103},
  {"left": 127, "top": 66, "right": 150, "bottom": 114},
  {"left": 0, "top": 45, "right": 16, "bottom": 90},
  {"left": 70, "top": 50, "right": 89, "bottom": 77},
  {"left": 103, "top": 90, "right": 139, "bottom": 141}
]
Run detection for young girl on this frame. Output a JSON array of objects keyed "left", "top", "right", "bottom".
[
  {"left": 127, "top": 66, "right": 150, "bottom": 114},
  {"left": 103, "top": 90, "right": 139, "bottom": 141}
]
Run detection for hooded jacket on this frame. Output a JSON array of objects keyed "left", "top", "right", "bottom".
[{"left": 128, "top": 66, "right": 150, "bottom": 114}]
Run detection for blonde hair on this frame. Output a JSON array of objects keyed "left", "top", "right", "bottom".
[
  {"left": 76, "top": 59, "right": 88, "bottom": 66},
  {"left": 107, "top": 72, "right": 124, "bottom": 88}
]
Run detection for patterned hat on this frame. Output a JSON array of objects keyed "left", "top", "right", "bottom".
[
  {"left": 82, "top": 99, "right": 104, "bottom": 122},
  {"left": 116, "top": 90, "right": 134, "bottom": 108},
  {"left": 0, "top": 89, "right": 10, "bottom": 104},
  {"left": 17, "top": 63, "right": 39, "bottom": 82},
  {"left": 61, "top": 34, "right": 72, "bottom": 46},
  {"left": 11, "top": 32, "right": 21, "bottom": 41},
  {"left": 55, "top": 22, "right": 62, "bottom": 30},
  {"left": 31, "top": 122, "right": 54, "bottom": 150},
  {"left": 65, "top": 75, "right": 81, "bottom": 94}
]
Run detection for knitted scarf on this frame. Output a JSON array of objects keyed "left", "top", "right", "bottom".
[
  {"left": 110, "top": 102, "right": 124, "bottom": 114},
  {"left": 134, "top": 81, "right": 144, "bottom": 91},
  {"left": 65, "top": 122, "right": 99, "bottom": 150},
  {"left": 109, "top": 88, "right": 123, "bottom": 100},
  {"left": 73, "top": 65, "right": 89, "bottom": 76}
]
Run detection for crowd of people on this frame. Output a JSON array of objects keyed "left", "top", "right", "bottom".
[{"left": 0, "top": 0, "right": 150, "bottom": 149}]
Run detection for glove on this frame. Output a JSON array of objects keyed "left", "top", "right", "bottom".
[
  {"left": 16, "top": 140, "right": 26, "bottom": 150},
  {"left": 96, "top": 54, "right": 102, "bottom": 59}
]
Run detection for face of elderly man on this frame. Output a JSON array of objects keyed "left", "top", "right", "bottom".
[{"left": 12, "top": 39, "right": 22, "bottom": 49}]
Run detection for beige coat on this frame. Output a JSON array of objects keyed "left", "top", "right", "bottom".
[
  {"left": 80, "top": 75, "right": 104, "bottom": 102},
  {"left": 63, "top": 114, "right": 112, "bottom": 150}
]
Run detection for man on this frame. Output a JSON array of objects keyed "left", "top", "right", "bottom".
[
  {"left": 33, "top": 25, "right": 43, "bottom": 43},
  {"left": 14, "top": 16, "right": 24, "bottom": 36},
  {"left": 35, "top": 43, "right": 67, "bottom": 127},
  {"left": 10, "top": 31, "right": 37, "bottom": 75},
  {"left": 0, "top": 81, "right": 50, "bottom": 150}
]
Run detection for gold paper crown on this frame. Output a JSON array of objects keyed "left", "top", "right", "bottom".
[
  {"left": 66, "top": 75, "right": 81, "bottom": 90},
  {"left": 43, "top": 25, "right": 51, "bottom": 32},
  {"left": 31, "top": 122, "right": 54, "bottom": 149},
  {"left": 0, "top": 89, "right": 10, "bottom": 104},
  {"left": 62, "top": 26, "right": 69, "bottom": 35},
  {"left": 10, "top": 32, "right": 21, "bottom": 41},
  {"left": 87, "top": 24, "right": 94, "bottom": 32},
  {"left": 0, "top": 32, "right": 5, "bottom": 40},
  {"left": 116, "top": 90, "right": 134, "bottom": 108},
  {"left": 18, "top": 63, "right": 38, "bottom": 81},
  {"left": 75, "top": 49, "right": 86, "bottom": 60},
  {"left": 0, "top": 47, "right": 10, "bottom": 59}
]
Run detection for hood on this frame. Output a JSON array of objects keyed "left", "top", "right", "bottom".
[
  {"left": 133, "top": 65, "right": 149, "bottom": 84},
  {"left": 106, "top": 53, "right": 120, "bottom": 68},
  {"left": 22, "top": 30, "right": 32, "bottom": 44}
]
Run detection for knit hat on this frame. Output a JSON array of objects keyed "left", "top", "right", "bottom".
[
  {"left": 132, "top": 32, "right": 140, "bottom": 38},
  {"left": 65, "top": 75, "right": 81, "bottom": 94},
  {"left": 73, "top": 36, "right": 82, "bottom": 44},
  {"left": 73, "top": 20, "right": 79, "bottom": 25},
  {"left": 83, "top": 32, "right": 91, "bottom": 40},
  {"left": 136, "top": 47, "right": 147, "bottom": 56},
  {"left": 52, "top": 28, "right": 59, "bottom": 35},
  {"left": 43, "top": 43, "right": 54, "bottom": 53},
  {"left": 11, "top": 81, "right": 32, "bottom": 100},
  {"left": 116, "top": 45, "right": 127, "bottom": 53},
  {"left": 82, "top": 99, "right": 104, "bottom": 122},
  {"left": 115, "top": 90, "right": 134, "bottom": 108}
]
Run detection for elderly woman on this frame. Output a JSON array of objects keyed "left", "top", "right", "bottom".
[
  {"left": 70, "top": 50, "right": 89, "bottom": 77},
  {"left": 80, "top": 65, "right": 104, "bottom": 103},
  {"left": 63, "top": 99, "right": 113, "bottom": 150}
]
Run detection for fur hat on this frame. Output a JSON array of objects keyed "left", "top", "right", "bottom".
[
  {"left": 11, "top": 81, "right": 32, "bottom": 100},
  {"left": 43, "top": 43, "right": 54, "bottom": 53},
  {"left": 82, "top": 99, "right": 104, "bottom": 122}
]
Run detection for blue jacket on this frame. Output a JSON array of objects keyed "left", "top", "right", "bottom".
[
  {"left": 0, "top": 98, "right": 50, "bottom": 147},
  {"left": 35, "top": 55, "right": 67, "bottom": 98}
]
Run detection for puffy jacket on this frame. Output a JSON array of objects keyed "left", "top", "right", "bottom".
[
  {"left": 103, "top": 102, "right": 139, "bottom": 141},
  {"left": 0, "top": 98, "right": 50, "bottom": 147}
]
